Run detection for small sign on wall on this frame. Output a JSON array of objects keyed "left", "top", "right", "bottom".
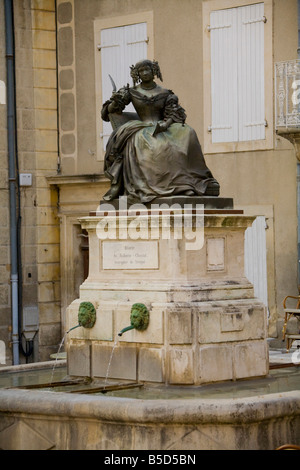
[
  {"left": 0, "top": 340, "right": 5, "bottom": 364},
  {"left": 0, "top": 81, "right": 6, "bottom": 105},
  {"left": 102, "top": 241, "right": 159, "bottom": 270}
]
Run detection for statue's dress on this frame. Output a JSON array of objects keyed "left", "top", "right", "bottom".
[{"left": 101, "top": 86, "right": 218, "bottom": 203}]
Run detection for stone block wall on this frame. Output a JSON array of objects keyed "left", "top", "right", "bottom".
[
  {"left": 0, "top": 0, "right": 10, "bottom": 365},
  {"left": 56, "top": 0, "right": 78, "bottom": 174},
  {"left": 66, "top": 299, "right": 268, "bottom": 385},
  {"left": 0, "top": 0, "right": 61, "bottom": 364},
  {"left": 25, "top": 0, "right": 61, "bottom": 361}
]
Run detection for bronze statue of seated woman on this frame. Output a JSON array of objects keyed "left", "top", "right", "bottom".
[{"left": 101, "top": 59, "right": 220, "bottom": 203}]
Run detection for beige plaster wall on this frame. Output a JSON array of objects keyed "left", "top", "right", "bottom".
[
  {"left": 207, "top": 0, "right": 299, "bottom": 334},
  {"left": 274, "top": 0, "right": 298, "bottom": 62}
]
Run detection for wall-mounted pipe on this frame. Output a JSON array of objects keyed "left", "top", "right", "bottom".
[{"left": 4, "top": 0, "right": 19, "bottom": 365}]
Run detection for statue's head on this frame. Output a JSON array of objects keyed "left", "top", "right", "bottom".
[
  {"left": 130, "top": 303, "right": 149, "bottom": 331},
  {"left": 130, "top": 60, "right": 163, "bottom": 86}
]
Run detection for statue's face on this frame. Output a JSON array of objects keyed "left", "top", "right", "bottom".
[{"left": 138, "top": 64, "right": 153, "bottom": 82}]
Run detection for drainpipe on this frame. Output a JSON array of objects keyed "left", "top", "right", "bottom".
[
  {"left": 4, "top": 0, "right": 19, "bottom": 365},
  {"left": 54, "top": 0, "right": 61, "bottom": 173}
]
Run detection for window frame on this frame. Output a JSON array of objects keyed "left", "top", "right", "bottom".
[
  {"left": 94, "top": 12, "right": 154, "bottom": 163},
  {"left": 202, "top": 0, "right": 273, "bottom": 154}
]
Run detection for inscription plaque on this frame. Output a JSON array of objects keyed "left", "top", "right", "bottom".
[{"left": 102, "top": 241, "right": 159, "bottom": 270}]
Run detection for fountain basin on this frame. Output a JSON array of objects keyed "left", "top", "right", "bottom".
[{"left": 0, "top": 365, "right": 299, "bottom": 450}]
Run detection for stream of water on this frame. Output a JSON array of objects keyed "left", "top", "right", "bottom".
[
  {"left": 104, "top": 336, "right": 119, "bottom": 388},
  {"left": 50, "top": 335, "right": 66, "bottom": 384}
]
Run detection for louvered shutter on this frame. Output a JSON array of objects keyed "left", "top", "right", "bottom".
[
  {"left": 124, "top": 23, "right": 148, "bottom": 78},
  {"left": 210, "top": 3, "right": 265, "bottom": 143},
  {"left": 244, "top": 216, "right": 268, "bottom": 308},
  {"left": 237, "top": 3, "right": 265, "bottom": 141},
  {"left": 100, "top": 23, "right": 147, "bottom": 149},
  {"left": 210, "top": 8, "right": 238, "bottom": 143},
  {"left": 100, "top": 26, "right": 123, "bottom": 149}
]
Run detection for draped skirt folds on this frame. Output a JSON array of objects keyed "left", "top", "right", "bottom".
[{"left": 104, "top": 120, "right": 216, "bottom": 203}]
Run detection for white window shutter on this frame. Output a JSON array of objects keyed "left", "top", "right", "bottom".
[
  {"left": 244, "top": 216, "right": 268, "bottom": 308},
  {"left": 237, "top": 3, "right": 265, "bottom": 141},
  {"left": 210, "top": 3, "right": 265, "bottom": 143},
  {"left": 123, "top": 23, "right": 148, "bottom": 114},
  {"left": 100, "top": 26, "right": 123, "bottom": 149},
  {"left": 100, "top": 23, "right": 148, "bottom": 149},
  {"left": 125, "top": 22, "right": 148, "bottom": 78},
  {"left": 210, "top": 8, "right": 238, "bottom": 143}
]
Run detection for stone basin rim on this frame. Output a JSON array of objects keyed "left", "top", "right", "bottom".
[{"left": 0, "top": 388, "right": 299, "bottom": 425}]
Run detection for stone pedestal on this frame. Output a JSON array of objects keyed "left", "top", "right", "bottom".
[{"left": 66, "top": 202, "right": 268, "bottom": 385}]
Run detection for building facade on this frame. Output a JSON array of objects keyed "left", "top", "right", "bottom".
[{"left": 0, "top": 0, "right": 299, "bottom": 365}]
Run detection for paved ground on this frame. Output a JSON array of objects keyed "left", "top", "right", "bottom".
[{"left": 269, "top": 345, "right": 300, "bottom": 366}]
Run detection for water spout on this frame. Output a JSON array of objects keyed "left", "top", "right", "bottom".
[
  {"left": 67, "top": 324, "right": 81, "bottom": 334},
  {"left": 66, "top": 302, "right": 97, "bottom": 335},
  {"left": 118, "top": 303, "right": 150, "bottom": 336},
  {"left": 118, "top": 325, "right": 134, "bottom": 336}
]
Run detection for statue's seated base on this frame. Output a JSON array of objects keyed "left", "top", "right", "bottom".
[
  {"left": 66, "top": 205, "right": 268, "bottom": 385},
  {"left": 98, "top": 195, "right": 234, "bottom": 211}
]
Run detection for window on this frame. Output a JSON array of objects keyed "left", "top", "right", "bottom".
[
  {"left": 94, "top": 12, "right": 154, "bottom": 161},
  {"left": 203, "top": 0, "right": 273, "bottom": 153}
]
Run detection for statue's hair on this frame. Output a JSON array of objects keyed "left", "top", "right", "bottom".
[{"left": 130, "top": 60, "right": 163, "bottom": 86}]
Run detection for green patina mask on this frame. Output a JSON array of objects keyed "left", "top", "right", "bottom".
[
  {"left": 130, "top": 303, "right": 149, "bottom": 331},
  {"left": 78, "top": 302, "right": 96, "bottom": 329}
]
